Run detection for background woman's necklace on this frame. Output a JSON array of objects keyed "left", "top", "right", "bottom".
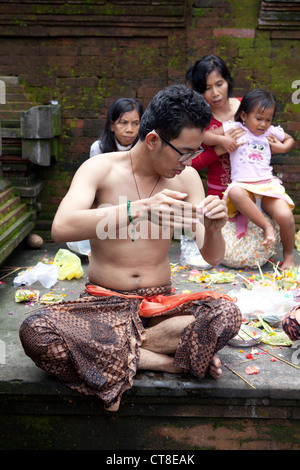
[{"left": 129, "top": 150, "right": 160, "bottom": 241}]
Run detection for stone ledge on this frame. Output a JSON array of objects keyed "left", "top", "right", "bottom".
[{"left": 1, "top": 242, "right": 300, "bottom": 449}]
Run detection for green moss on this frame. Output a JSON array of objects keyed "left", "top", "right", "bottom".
[
  {"left": 192, "top": 8, "right": 205, "bottom": 18},
  {"left": 227, "top": 0, "right": 261, "bottom": 28},
  {"left": 27, "top": 2, "right": 126, "bottom": 16},
  {"left": 256, "top": 421, "right": 300, "bottom": 444}
]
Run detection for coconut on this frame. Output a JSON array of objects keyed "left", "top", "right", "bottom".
[{"left": 26, "top": 233, "right": 44, "bottom": 249}]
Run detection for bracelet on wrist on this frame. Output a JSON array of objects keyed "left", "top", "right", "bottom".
[{"left": 127, "top": 200, "right": 133, "bottom": 223}]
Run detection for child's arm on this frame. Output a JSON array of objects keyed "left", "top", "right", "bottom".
[
  {"left": 267, "top": 132, "right": 295, "bottom": 154},
  {"left": 203, "top": 126, "right": 246, "bottom": 153},
  {"left": 202, "top": 127, "right": 224, "bottom": 147}
]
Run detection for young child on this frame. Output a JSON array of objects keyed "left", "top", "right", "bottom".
[{"left": 203, "top": 88, "right": 295, "bottom": 269}]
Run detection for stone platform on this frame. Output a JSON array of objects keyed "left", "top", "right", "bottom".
[{"left": 1, "top": 241, "right": 300, "bottom": 451}]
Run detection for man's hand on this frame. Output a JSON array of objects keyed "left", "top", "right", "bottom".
[
  {"left": 146, "top": 189, "right": 197, "bottom": 230},
  {"left": 197, "top": 195, "right": 228, "bottom": 232}
]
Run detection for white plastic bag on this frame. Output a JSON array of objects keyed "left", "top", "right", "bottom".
[
  {"left": 228, "top": 285, "right": 298, "bottom": 320},
  {"left": 66, "top": 240, "right": 91, "bottom": 256},
  {"left": 180, "top": 234, "right": 211, "bottom": 269},
  {"left": 13, "top": 262, "right": 59, "bottom": 289}
]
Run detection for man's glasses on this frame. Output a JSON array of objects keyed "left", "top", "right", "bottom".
[{"left": 154, "top": 131, "right": 204, "bottom": 163}]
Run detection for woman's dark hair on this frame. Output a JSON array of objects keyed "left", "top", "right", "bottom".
[
  {"left": 99, "top": 97, "right": 143, "bottom": 153},
  {"left": 191, "top": 55, "right": 233, "bottom": 97},
  {"left": 185, "top": 65, "right": 194, "bottom": 87},
  {"left": 234, "top": 88, "right": 277, "bottom": 122}
]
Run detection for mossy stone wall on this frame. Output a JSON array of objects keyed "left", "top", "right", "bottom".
[{"left": 0, "top": 0, "right": 299, "bottom": 235}]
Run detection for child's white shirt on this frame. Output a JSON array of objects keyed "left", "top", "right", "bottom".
[{"left": 222, "top": 121, "right": 285, "bottom": 182}]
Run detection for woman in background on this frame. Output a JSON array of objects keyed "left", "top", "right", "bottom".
[
  {"left": 68, "top": 97, "right": 143, "bottom": 255},
  {"left": 191, "top": 55, "right": 244, "bottom": 198},
  {"left": 189, "top": 56, "right": 280, "bottom": 268},
  {"left": 90, "top": 97, "right": 143, "bottom": 157}
]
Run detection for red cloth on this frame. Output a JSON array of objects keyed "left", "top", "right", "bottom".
[
  {"left": 192, "top": 99, "right": 242, "bottom": 199},
  {"left": 85, "top": 284, "right": 235, "bottom": 317}
]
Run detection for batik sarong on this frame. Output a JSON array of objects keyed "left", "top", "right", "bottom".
[
  {"left": 19, "top": 283, "right": 242, "bottom": 411},
  {"left": 282, "top": 306, "right": 300, "bottom": 341}
]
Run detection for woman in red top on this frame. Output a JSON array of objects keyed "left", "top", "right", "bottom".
[
  {"left": 191, "top": 55, "right": 244, "bottom": 198},
  {"left": 190, "top": 56, "right": 281, "bottom": 269}
]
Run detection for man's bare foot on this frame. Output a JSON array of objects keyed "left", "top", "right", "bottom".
[
  {"left": 208, "top": 355, "right": 222, "bottom": 379},
  {"left": 138, "top": 348, "right": 183, "bottom": 374},
  {"left": 261, "top": 224, "right": 276, "bottom": 247}
]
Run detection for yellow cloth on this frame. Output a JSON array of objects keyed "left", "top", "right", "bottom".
[{"left": 224, "top": 177, "right": 294, "bottom": 218}]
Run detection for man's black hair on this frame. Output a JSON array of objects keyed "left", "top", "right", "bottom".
[{"left": 139, "top": 84, "right": 212, "bottom": 141}]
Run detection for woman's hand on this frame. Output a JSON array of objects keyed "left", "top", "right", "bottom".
[
  {"left": 225, "top": 126, "right": 246, "bottom": 142},
  {"left": 214, "top": 126, "right": 246, "bottom": 156}
]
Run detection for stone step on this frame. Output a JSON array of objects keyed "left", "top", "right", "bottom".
[
  {"left": 1, "top": 101, "right": 34, "bottom": 111},
  {"left": 0, "top": 177, "right": 11, "bottom": 192},
  {"left": 0, "top": 202, "right": 27, "bottom": 234},
  {"left": 0, "top": 110, "right": 23, "bottom": 120},
  {"left": 0, "top": 208, "right": 34, "bottom": 247},
  {"left": 0, "top": 120, "right": 21, "bottom": 129},
  {"left": 0, "top": 77, "right": 35, "bottom": 111},
  {"left": 1, "top": 143, "right": 22, "bottom": 157},
  {"left": 7, "top": 173, "right": 38, "bottom": 187},
  {"left": 0, "top": 76, "right": 39, "bottom": 265},
  {"left": 0, "top": 195, "right": 21, "bottom": 219},
  {"left": 14, "top": 180, "right": 43, "bottom": 200},
  {"left": 1, "top": 128, "right": 21, "bottom": 139},
  {"left": 0, "top": 186, "right": 15, "bottom": 206},
  {"left": 0, "top": 76, "right": 19, "bottom": 85},
  {"left": 5, "top": 93, "right": 35, "bottom": 103},
  {"left": 0, "top": 214, "right": 35, "bottom": 265}
]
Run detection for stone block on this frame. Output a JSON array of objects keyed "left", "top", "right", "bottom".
[
  {"left": 21, "top": 104, "right": 61, "bottom": 139},
  {"left": 20, "top": 104, "right": 61, "bottom": 166},
  {"left": 50, "top": 105, "right": 61, "bottom": 136},
  {"left": 21, "top": 106, "right": 53, "bottom": 139},
  {"left": 22, "top": 139, "right": 51, "bottom": 166}
]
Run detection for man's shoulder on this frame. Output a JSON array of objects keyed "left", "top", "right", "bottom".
[
  {"left": 173, "top": 166, "right": 201, "bottom": 188},
  {"left": 182, "top": 165, "right": 201, "bottom": 178},
  {"left": 83, "top": 151, "right": 123, "bottom": 170},
  {"left": 74, "top": 153, "right": 117, "bottom": 186}
]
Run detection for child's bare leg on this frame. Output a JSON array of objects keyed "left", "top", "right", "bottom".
[
  {"left": 228, "top": 186, "right": 276, "bottom": 246},
  {"left": 262, "top": 197, "right": 295, "bottom": 269}
]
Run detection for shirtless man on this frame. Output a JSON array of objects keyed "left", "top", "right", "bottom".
[{"left": 20, "top": 85, "right": 241, "bottom": 411}]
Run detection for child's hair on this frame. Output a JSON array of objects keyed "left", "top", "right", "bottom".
[{"left": 235, "top": 88, "right": 277, "bottom": 123}]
